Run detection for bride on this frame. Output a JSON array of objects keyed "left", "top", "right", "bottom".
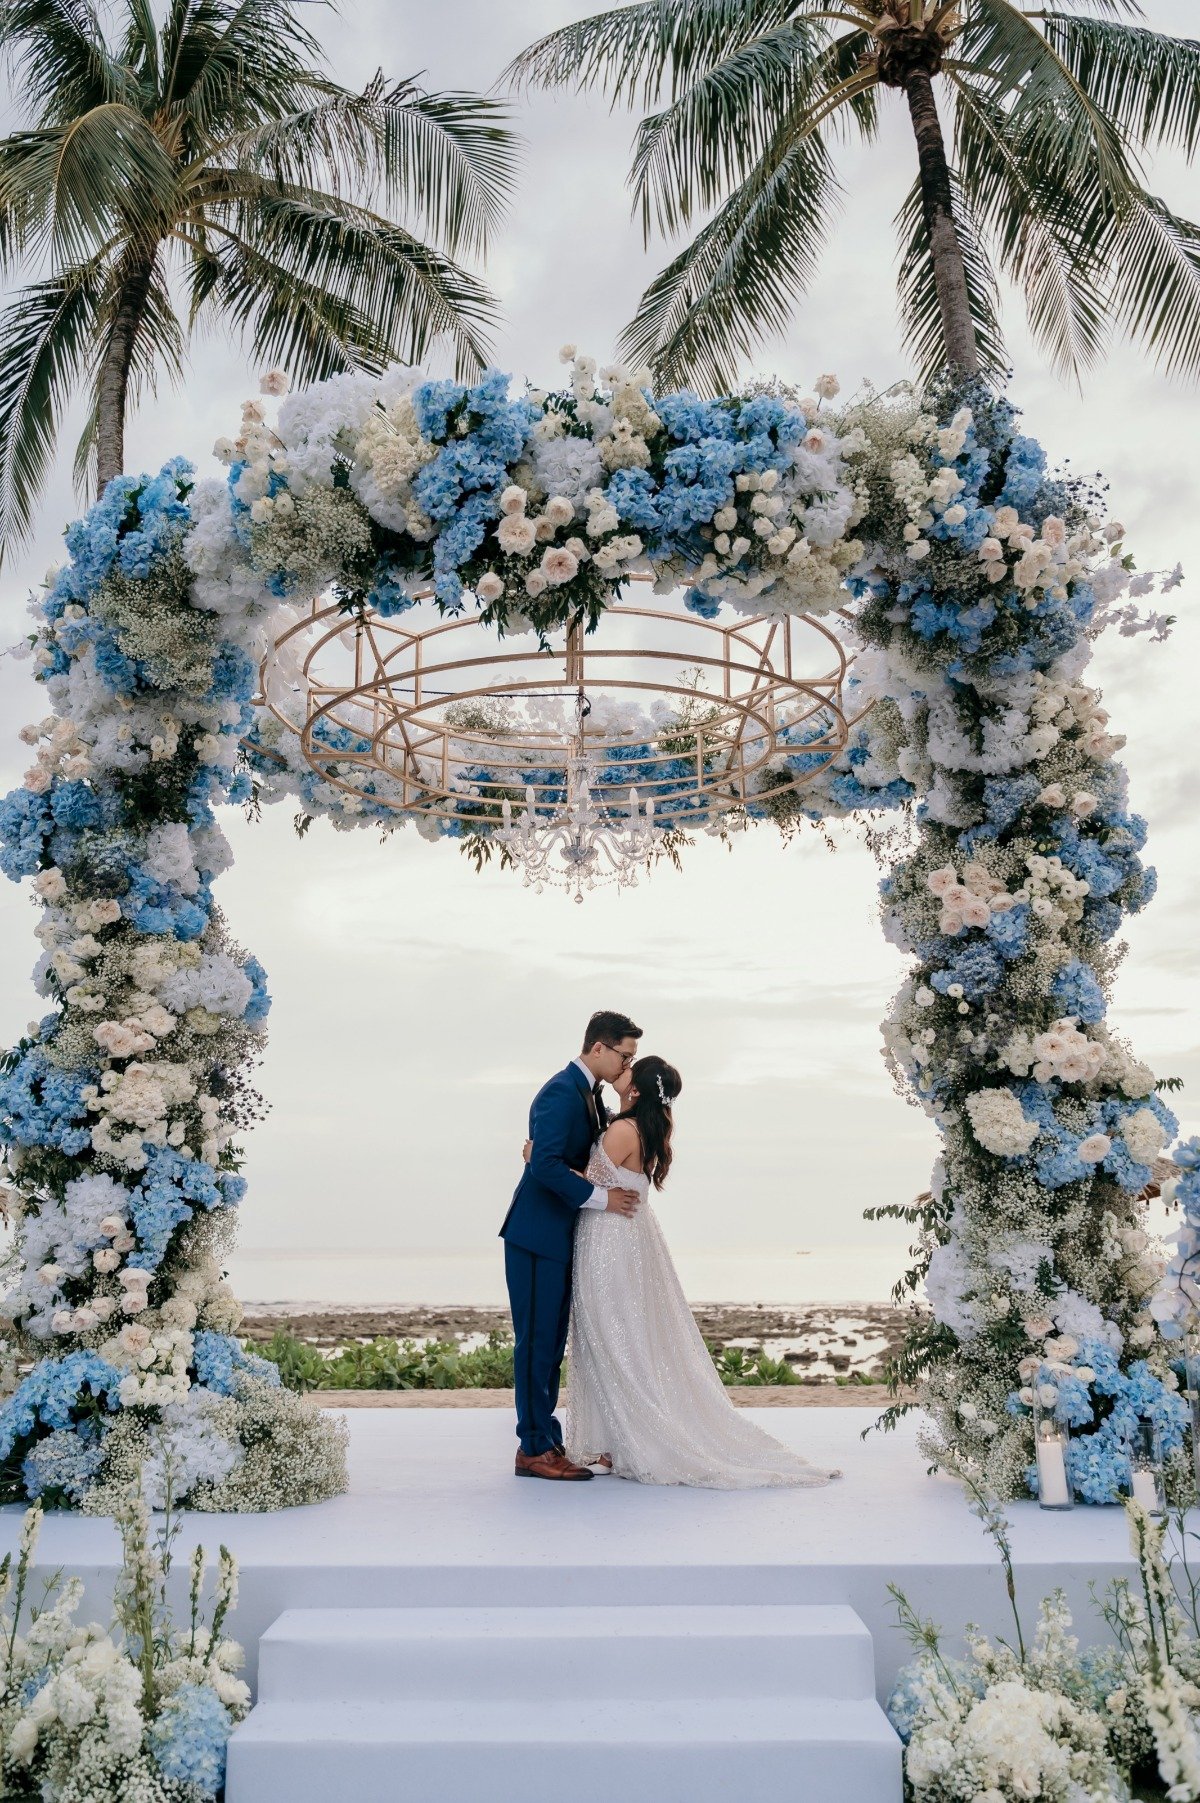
[{"left": 566, "top": 1054, "right": 841, "bottom": 1489}]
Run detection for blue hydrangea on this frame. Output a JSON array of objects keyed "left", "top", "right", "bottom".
[
  {"left": 0, "top": 1050, "right": 96, "bottom": 1156},
  {"left": 22, "top": 1424, "right": 107, "bottom": 1500},
  {"left": 931, "top": 942, "right": 1006, "bottom": 1001},
  {"left": 1013, "top": 1336, "right": 1189, "bottom": 1505},
  {"left": 193, "top": 1330, "right": 281, "bottom": 1395},
  {"left": 0, "top": 787, "right": 53, "bottom": 879},
  {"left": 148, "top": 1682, "right": 234, "bottom": 1796},
  {"left": 0, "top": 1353, "right": 124, "bottom": 1460},
  {"left": 1050, "top": 957, "right": 1106, "bottom": 1025},
  {"left": 126, "top": 1147, "right": 241, "bottom": 1268}
]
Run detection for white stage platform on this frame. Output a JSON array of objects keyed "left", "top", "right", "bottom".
[
  {"left": 2, "top": 1406, "right": 1156, "bottom": 1690},
  {"left": 1, "top": 1408, "right": 1163, "bottom": 1800}
]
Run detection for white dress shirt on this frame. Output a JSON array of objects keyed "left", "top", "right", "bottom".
[{"left": 571, "top": 1056, "right": 609, "bottom": 1210}]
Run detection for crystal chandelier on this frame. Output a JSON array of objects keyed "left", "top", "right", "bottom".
[
  {"left": 496, "top": 691, "right": 662, "bottom": 904},
  {"left": 256, "top": 577, "right": 863, "bottom": 900}
]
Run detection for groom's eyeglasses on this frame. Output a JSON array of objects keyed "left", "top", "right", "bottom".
[{"left": 606, "top": 1048, "right": 635, "bottom": 1066}]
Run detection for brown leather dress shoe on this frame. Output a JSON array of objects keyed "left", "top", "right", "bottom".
[{"left": 515, "top": 1448, "right": 594, "bottom": 1481}]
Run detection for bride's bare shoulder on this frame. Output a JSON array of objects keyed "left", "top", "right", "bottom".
[{"left": 602, "top": 1117, "right": 643, "bottom": 1170}]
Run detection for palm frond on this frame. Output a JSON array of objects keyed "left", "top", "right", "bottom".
[
  {"left": 502, "top": 0, "right": 800, "bottom": 108},
  {"left": 219, "top": 73, "right": 519, "bottom": 259},
  {"left": 119, "top": 0, "right": 161, "bottom": 88},
  {"left": 0, "top": 0, "right": 137, "bottom": 120},
  {"left": 628, "top": 19, "right": 829, "bottom": 239},
  {"left": 0, "top": 263, "right": 102, "bottom": 553},
  {"left": 950, "top": 74, "right": 1111, "bottom": 379},
  {"left": 203, "top": 188, "right": 499, "bottom": 378},
  {"left": 959, "top": 0, "right": 1138, "bottom": 202},
  {"left": 618, "top": 127, "right": 841, "bottom": 393},
  {"left": 1104, "top": 190, "right": 1200, "bottom": 379},
  {"left": 1039, "top": 15, "right": 1200, "bottom": 157},
  {"left": 1, "top": 106, "right": 176, "bottom": 266},
  {"left": 895, "top": 170, "right": 1007, "bottom": 384},
  {"left": 164, "top": 0, "right": 324, "bottom": 128}
]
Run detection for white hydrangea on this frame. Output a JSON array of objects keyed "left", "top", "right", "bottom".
[{"left": 964, "top": 1089, "right": 1041, "bottom": 1157}]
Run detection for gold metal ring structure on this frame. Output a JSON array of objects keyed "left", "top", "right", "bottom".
[{"left": 257, "top": 575, "right": 859, "bottom": 827}]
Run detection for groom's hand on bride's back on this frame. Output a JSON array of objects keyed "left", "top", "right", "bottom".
[{"left": 605, "top": 1187, "right": 640, "bottom": 1216}]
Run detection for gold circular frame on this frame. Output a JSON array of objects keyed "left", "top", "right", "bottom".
[{"left": 257, "top": 576, "right": 860, "bottom": 826}]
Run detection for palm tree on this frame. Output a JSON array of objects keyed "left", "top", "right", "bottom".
[
  {"left": 504, "top": 0, "right": 1200, "bottom": 393},
  {"left": 0, "top": 0, "right": 520, "bottom": 549}
]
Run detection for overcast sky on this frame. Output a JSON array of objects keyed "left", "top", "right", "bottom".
[{"left": 0, "top": 1, "right": 1197, "bottom": 1303}]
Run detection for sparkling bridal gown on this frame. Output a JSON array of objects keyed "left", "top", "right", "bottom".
[{"left": 567, "top": 1143, "right": 841, "bottom": 1488}]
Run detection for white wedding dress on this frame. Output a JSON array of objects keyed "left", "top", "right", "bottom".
[{"left": 566, "top": 1143, "right": 841, "bottom": 1488}]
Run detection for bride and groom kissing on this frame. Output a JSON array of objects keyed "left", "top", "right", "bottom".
[{"left": 500, "top": 1010, "right": 841, "bottom": 1489}]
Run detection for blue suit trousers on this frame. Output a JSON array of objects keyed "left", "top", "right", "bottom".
[{"left": 504, "top": 1241, "right": 572, "bottom": 1456}]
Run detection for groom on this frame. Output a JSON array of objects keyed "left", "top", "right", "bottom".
[{"left": 500, "top": 1010, "right": 643, "bottom": 1480}]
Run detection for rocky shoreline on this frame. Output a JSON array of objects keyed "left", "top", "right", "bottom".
[{"left": 240, "top": 1299, "right": 919, "bottom": 1381}]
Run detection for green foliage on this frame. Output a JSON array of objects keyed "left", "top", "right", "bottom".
[
  {"left": 706, "top": 1342, "right": 800, "bottom": 1386},
  {"left": 0, "top": 0, "right": 520, "bottom": 548},
  {"left": 250, "top": 1329, "right": 865, "bottom": 1393},
  {"left": 248, "top": 1329, "right": 518, "bottom": 1391}
]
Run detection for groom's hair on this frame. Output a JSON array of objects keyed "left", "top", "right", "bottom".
[{"left": 582, "top": 1010, "right": 642, "bottom": 1052}]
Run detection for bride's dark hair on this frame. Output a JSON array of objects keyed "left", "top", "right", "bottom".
[{"left": 619, "top": 1055, "right": 682, "bottom": 1190}]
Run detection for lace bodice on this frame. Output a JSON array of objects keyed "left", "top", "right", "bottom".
[{"left": 586, "top": 1140, "right": 651, "bottom": 1194}]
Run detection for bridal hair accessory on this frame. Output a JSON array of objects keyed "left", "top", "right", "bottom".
[{"left": 656, "top": 1074, "right": 669, "bottom": 1105}]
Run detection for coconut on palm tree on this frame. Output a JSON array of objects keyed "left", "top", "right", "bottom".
[
  {"left": 505, "top": 0, "right": 1200, "bottom": 393},
  {"left": 0, "top": 0, "right": 520, "bottom": 549}
]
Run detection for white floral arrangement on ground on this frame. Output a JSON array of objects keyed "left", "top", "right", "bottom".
[
  {"left": 888, "top": 1475, "right": 1200, "bottom": 1801},
  {"left": 0, "top": 353, "right": 1184, "bottom": 1507},
  {"left": 0, "top": 1479, "right": 249, "bottom": 1801}
]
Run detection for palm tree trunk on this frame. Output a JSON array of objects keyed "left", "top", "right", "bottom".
[
  {"left": 95, "top": 257, "right": 155, "bottom": 492},
  {"left": 903, "top": 70, "right": 979, "bottom": 376}
]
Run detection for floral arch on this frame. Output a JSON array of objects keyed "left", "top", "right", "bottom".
[{"left": 0, "top": 348, "right": 1189, "bottom": 1514}]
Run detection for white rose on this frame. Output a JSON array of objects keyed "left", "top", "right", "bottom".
[
  {"left": 1070, "top": 791, "right": 1098, "bottom": 817},
  {"left": 524, "top": 570, "right": 548, "bottom": 598},
  {"left": 499, "top": 485, "right": 528, "bottom": 516},
  {"left": 540, "top": 547, "right": 579, "bottom": 586},
  {"left": 544, "top": 495, "right": 574, "bottom": 526},
  {"left": 496, "top": 514, "right": 537, "bottom": 556},
  {"left": 1077, "top": 1133, "right": 1111, "bottom": 1164},
  {"left": 814, "top": 373, "right": 840, "bottom": 400},
  {"left": 475, "top": 572, "right": 505, "bottom": 604}
]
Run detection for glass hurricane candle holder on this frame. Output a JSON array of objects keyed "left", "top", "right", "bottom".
[
  {"left": 1127, "top": 1419, "right": 1167, "bottom": 1516},
  {"left": 1032, "top": 1398, "right": 1073, "bottom": 1511},
  {"left": 1183, "top": 1328, "right": 1200, "bottom": 1493}
]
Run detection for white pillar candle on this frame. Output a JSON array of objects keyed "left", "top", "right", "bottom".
[
  {"left": 1131, "top": 1467, "right": 1160, "bottom": 1512},
  {"left": 1036, "top": 1436, "right": 1070, "bottom": 1506}
]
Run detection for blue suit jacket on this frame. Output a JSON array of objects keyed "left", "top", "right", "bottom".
[{"left": 500, "top": 1064, "right": 600, "bottom": 1263}]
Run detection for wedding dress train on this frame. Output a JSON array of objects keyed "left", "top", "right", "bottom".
[{"left": 566, "top": 1144, "right": 841, "bottom": 1488}]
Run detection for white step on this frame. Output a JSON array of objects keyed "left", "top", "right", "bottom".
[
  {"left": 254, "top": 1602, "right": 877, "bottom": 1701},
  {"left": 226, "top": 1695, "right": 901, "bottom": 1803},
  {"left": 225, "top": 1603, "right": 904, "bottom": 1803}
]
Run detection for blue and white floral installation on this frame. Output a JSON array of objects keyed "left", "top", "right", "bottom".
[{"left": 0, "top": 348, "right": 1185, "bottom": 1509}]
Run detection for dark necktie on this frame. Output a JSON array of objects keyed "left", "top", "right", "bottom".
[{"left": 592, "top": 1079, "right": 607, "bottom": 1132}]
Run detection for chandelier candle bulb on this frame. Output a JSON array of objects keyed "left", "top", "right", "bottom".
[{"left": 1185, "top": 1334, "right": 1200, "bottom": 1492}]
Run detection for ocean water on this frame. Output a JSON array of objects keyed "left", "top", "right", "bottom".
[{"left": 227, "top": 1242, "right": 914, "bottom": 1309}]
